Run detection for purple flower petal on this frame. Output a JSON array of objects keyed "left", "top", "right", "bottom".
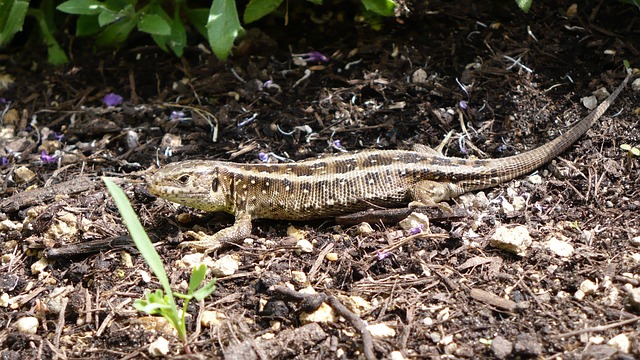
[
  {"left": 1, "top": 157, "right": 7, "bottom": 165},
  {"left": 170, "top": 111, "right": 185, "bottom": 120},
  {"left": 258, "top": 152, "right": 269, "bottom": 162},
  {"left": 409, "top": 224, "right": 423, "bottom": 235},
  {"left": 377, "top": 250, "right": 391, "bottom": 261},
  {"left": 295, "top": 51, "right": 330, "bottom": 63},
  {"left": 103, "top": 93, "right": 123, "bottom": 106},
  {"left": 40, "top": 150, "right": 57, "bottom": 163},
  {"left": 50, "top": 131, "right": 64, "bottom": 140}
]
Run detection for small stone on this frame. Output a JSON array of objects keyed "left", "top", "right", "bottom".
[
  {"left": 544, "top": 237, "right": 574, "bottom": 257},
  {"left": 287, "top": 225, "right": 308, "bottom": 240},
  {"left": 574, "top": 289, "right": 586, "bottom": 301},
  {"left": 527, "top": 174, "right": 543, "bottom": 184},
  {"left": 592, "top": 87, "right": 610, "bottom": 102},
  {"left": 296, "top": 239, "right": 313, "bottom": 253},
  {"left": 491, "top": 335, "right": 513, "bottom": 359},
  {"left": 607, "top": 333, "right": 630, "bottom": 353},
  {"left": 211, "top": 254, "right": 240, "bottom": 277},
  {"left": 179, "top": 253, "right": 215, "bottom": 269},
  {"left": 399, "top": 212, "right": 430, "bottom": 232},
  {"left": 291, "top": 271, "right": 308, "bottom": 285},
  {"left": 579, "top": 279, "right": 598, "bottom": 295},
  {"left": 412, "top": 68, "right": 428, "bottom": 83},
  {"left": 16, "top": 316, "right": 39, "bottom": 334},
  {"left": 389, "top": 350, "right": 405, "bottom": 360},
  {"left": 340, "top": 295, "right": 372, "bottom": 316},
  {"left": 490, "top": 225, "right": 532, "bottom": 256},
  {"left": 367, "top": 323, "right": 396, "bottom": 338},
  {"left": 511, "top": 195, "right": 526, "bottom": 212},
  {"left": 148, "top": 336, "right": 170, "bottom": 357},
  {"left": 630, "top": 236, "right": 640, "bottom": 246},
  {"left": 358, "top": 222, "right": 375, "bottom": 235},
  {"left": 501, "top": 198, "right": 515, "bottom": 216},
  {"left": 0, "top": 220, "right": 19, "bottom": 231},
  {"left": 632, "top": 78, "right": 640, "bottom": 92},
  {"left": 201, "top": 310, "right": 226, "bottom": 327},
  {"left": 137, "top": 316, "right": 178, "bottom": 336},
  {"left": 46, "top": 286, "right": 72, "bottom": 314},
  {"left": 325, "top": 253, "right": 338, "bottom": 262},
  {"left": 566, "top": 3, "right": 578, "bottom": 18},
  {"left": 300, "top": 302, "right": 336, "bottom": 323},
  {"left": 31, "top": 258, "right": 49, "bottom": 275},
  {"left": 121, "top": 252, "right": 133, "bottom": 268},
  {"left": 581, "top": 95, "right": 597, "bottom": 110},
  {"left": 473, "top": 192, "right": 489, "bottom": 208},
  {"left": 14, "top": 166, "right": 36, "bottom": 183},
  {"left": 513, "top": 333, "right": 542, "bottom": 356},
  {"left": 627, "top": 288, "right": 640, "bottom": 310}
]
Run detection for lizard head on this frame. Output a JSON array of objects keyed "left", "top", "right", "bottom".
[{"left": 148, "top": 161, "right": 234, "bottom": 213}]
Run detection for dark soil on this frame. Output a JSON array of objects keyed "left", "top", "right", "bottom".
[{"left": 1, "top": 0, "right": 640, "bottom": 359}]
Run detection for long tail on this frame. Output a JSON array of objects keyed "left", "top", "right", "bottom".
[{"left": 488, "top": 70, "right": 631, "bottom": 183}]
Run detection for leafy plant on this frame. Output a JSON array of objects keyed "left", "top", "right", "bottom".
[
  {"left": 3, "top": 0, "right": 638, "bottom": 63},
  {"left": 103, "top": 178, "right": 217, "bottom": 351}
]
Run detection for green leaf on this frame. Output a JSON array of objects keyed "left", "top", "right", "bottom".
[
  {"left": 57, "top": 0, "right": 105, "bottom": 15},
  {"left": 515, "top": 0, "right": 532, "bottom": 12},
  {"left": 168, "top": 14, "right": 186, "bottom": 57},
  {"left": 207, "top": 0, "right": 245, "bottom": 61},
  {"left": 244, "top": 0, "right": 284, "bottom": 23},
  {"left": 361, "top": 0, "right": 396, "bottom": 17},
  {"left": 631, "top": 148, "right": 640, "bottom": 157},
  {"left": 621, "top": 144, "right": 632, "bottom": 151},
  {"left": 138, "top": 13, "right": 171, "bottom": 36},
  {"left": 0, "top": 1, "right": 27, "bottom": 45},
  {"left": 96, "top": 16, "right": 136, "bottom": 46},
  {"left": 185, "top": 7, "right": 208, "bottom": 37},
  {"left": 98, "top": 8, "right": 123, "bottom": 27},
  {"left": 192, "top": 279, "right": 217, "bottom": 301},
  {"left": 0, "top": 0, "right": 29, "bottom": 46},
  {"left": 306, "top": 0, "right": 322, "bottom": 5},
  {"left": 47, "top": 41, "right": 70, "bottom": 65},
  {"left": 188, "top": 264, "right": 207, "bottom": 295},
  {"left": 75, "top": 15, "right": 102, "bottom": 36}
]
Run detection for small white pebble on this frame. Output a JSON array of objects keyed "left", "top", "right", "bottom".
[
  {"left": 527, "top": 174, "right": 543, "bottom": 184},
  {"left": 148, "top": 336, "right": 170, "bottom": 357},
  {"left": 390, "top": 350, "right": 405, "bottom": 360},
  {"left": 366, "top": 323, "right": 396, "bottom": 338},
  {"left": 201, "top": 310, "right": 226, "bottom": 327},
  {"left": 325, "top": 253, "right": 338, "bottom": 262},
  {"left": 16, "top": 316, "right": 39, "bottom": 334},
  {"left": 296, "top": 239, "right": 313, "bottom": 253},
  {"left": 211, "top": 255, "right": 240, "bottom": 277},
  {"left": 608, "top": 333, "right": 630, "bottom": 353},
  {"left": 579, "top": 279, "right": 598, "bottom": 295}
]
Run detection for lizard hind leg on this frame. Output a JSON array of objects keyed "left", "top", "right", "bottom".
[{"left": 408, "top": 180, "right": 454, "bottom": 211}]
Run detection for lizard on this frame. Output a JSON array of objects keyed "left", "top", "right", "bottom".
[{"left": 148, "top": 71, "right": 631, "bottom": 251}]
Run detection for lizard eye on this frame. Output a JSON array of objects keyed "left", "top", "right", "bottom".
[
  {"left": 177, "top": 175, "right": 190, "bottom": 183},
  {"left": 211, "top": 178, "right": 219, "bottom": 192}
]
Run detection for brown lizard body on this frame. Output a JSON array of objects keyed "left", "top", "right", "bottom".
[{"left": 148, "top": 72, "right": 631, "bottom": 251}]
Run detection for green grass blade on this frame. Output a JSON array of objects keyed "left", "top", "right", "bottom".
[{"left": 102, "top": 178, "right": 173, "bottom": 300}]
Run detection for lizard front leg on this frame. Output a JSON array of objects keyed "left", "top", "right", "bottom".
[{"left": 179, "top": 212, "right": 252, "bottom": 253}]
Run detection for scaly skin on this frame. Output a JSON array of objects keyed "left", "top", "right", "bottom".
[{"left": 149, "top": 72, "right": 631, "bottom": 251}]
